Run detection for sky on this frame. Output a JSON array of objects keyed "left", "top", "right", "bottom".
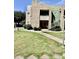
[{"left": 14, "top": 0, "right": 65, "bottom": 12}]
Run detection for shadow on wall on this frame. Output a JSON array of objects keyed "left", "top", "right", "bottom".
[
  {"left": 50, "top": 12, "right": 61, "bottom": 31},
  {"left": 51, "top": 12, "right": 55, "bottom": 26}
]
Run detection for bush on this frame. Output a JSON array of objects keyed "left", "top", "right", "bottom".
[
  {"left": 34, "top": 27, "right": 41, "bottom": 31},
  {"left": 23, "top": 24, "right": 26, "bottom": 29},
  {"left": 14, "top": 23, "right": 16, "bottom": 28},
  {"left": 23, "top": 24, "right": 33, "bottom": 30},
  {"left": 50, "top": 26, "right": 61, "bottom": 31}
]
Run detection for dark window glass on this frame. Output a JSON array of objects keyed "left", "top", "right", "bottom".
[{"left": 40, "top": 10, "right": 49, "bottom": 15}]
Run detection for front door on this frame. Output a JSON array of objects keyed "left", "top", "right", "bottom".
[{"left": 40, "top": 20, "right": 48, "bottom": 29}]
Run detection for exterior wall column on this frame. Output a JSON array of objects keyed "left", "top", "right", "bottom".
[
  {"left": 48, "top": 10, "right": 52, "bottom": 29},
  {"left": 26, "top": 6, "right": 32, "bottom": 25},
  {"left": 60, "top": 7, "right": 65, "bottom": 31},
  {"left": 31, "top": 6, "right": 40, "bottom": 28},
  {"left": 26, "top": 11, "right": 27, "bottom": 25}
]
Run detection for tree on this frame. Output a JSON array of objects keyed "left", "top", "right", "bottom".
[{"left": 14, "top": 11, "right": 25, "bottom": 27}]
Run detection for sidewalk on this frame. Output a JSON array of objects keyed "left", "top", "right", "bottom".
[{"left": 36, "top": 32, "right": 64, "bottom": 45}]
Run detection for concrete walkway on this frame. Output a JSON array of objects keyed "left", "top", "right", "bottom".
[{"left": 36, "top": 32, "right": 64, "bottom": 45}]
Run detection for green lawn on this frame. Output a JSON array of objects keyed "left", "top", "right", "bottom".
[
  {"left": 14, "top": 30, "right": 64, "bottom": 58},
  {"left": 45, "top": 31, "right": 65, "bottom": 39}
]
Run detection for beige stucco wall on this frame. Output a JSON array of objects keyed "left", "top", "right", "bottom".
[
  {"left": 60, "top": 7, "right": 65, "bottom": 31},
  {"left": 30, "top": 4, "right": 51, "bottom": 29},
  {"left": 26, "top": 3, "right": 65, "bottom": 30},
  {"left": 31, "top": 5, "right": 40, "bottom": 28},
  {"left": 48, "top": 10, "right": 52, "bottom": 29},
  {"left": 26, "top": 11, "right": 31, "bottom": 24},
  {"left": 26, "top": 6, "right": 31, "bottom": 25},
  {"left": 40, "top": 16, "right": 49, "bottom": 20}
]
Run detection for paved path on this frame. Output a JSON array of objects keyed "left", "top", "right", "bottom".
[{"left": 36, "top": 32, "right": 64, "bottom": 45}]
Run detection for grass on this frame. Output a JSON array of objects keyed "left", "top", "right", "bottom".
[
  {"left": 14, "top": 30, "right": 64, "bottom": 58},
  {"left": 45, "top": 31, "right": 65, "bottom": 39}
]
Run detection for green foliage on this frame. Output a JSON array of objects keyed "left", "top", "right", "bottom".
[
  {"left": 46, "top": 32, "right": 65, "bottom": 39},
  {"left": 23, "top": 24, "right": 33, "bottom": 30},
  {"left": 14, "top": 11, "right": 25, "bottom": 27},
  {"left": 14, "top": 31, "right": 64, "bottom": 57},
  {"left": 34, "top": 27, "right": 41, "bottom": 31},
  {"left": 50, "top": 26, "right": 61, "bottom": 31}
]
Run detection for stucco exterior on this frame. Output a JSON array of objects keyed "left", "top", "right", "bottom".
[{"left": 26, "top": 0, "right": 65, "bottom": 31}]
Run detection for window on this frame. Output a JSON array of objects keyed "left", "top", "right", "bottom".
[
  {"left": 40, "top": 10, "right": 49, "bottom": 15},
  {"left": 27, "top": 12, "right": 30, "bottom": 14}
]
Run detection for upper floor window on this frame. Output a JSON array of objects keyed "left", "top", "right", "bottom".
[{"left": 40, "top": 10, "right": 49, "bottom": 16}]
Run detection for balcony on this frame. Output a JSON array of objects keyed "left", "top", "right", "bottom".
[{"left": 40, "top": 16, "right": 49, "bottom": 20}]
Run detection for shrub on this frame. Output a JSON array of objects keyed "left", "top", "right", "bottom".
[
  {"left": 23, "top": 24, "right": 33, "bottom": 30},
  {"left": 50, "top": 26, "right": 61, "bottom": 31},
  {"left": 34, "top": 27, "right": 41, "bottom": 31},
  {"left": 23, "top": 24, "right": 26, "bottom": 29},
  {"left": 14, "top": 23, "right": 16, "bottom": 28}
]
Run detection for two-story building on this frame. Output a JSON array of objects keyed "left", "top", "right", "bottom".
[{"left": 26, "top": 0, "right": 65, "bottom": 31}]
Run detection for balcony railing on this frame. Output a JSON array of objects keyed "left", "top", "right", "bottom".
[{"left": 40, "top": 16, "right": 49, "bottom": 20}]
